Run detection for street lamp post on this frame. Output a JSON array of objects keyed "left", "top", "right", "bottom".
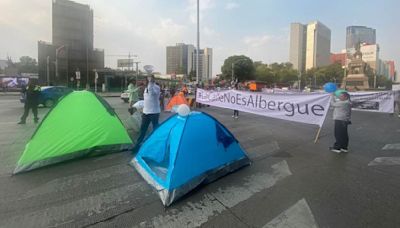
[
  {"left": 55, "top": 45, "right": 65, "bottom": 85},
  {"left": 134, "top": 61, "right": 140, "bottom": 86},
  {"left": 341, "top": 66, "right": 347, "bottom": 89},
  {"left": 86, "top": 47, "right": 89, "bottom": 90},
  {"left": 298, "top": 71, "right": 301, "bottom": 92},
  {"left": 46, "top": 56, "right": 50, "bottom": 86},
  {"left": 231, "top": 62, "right": 234, "bottom": 82},
  {"left": 196, "top": 0, "right": 200, "bottom": 84},
  {"left": 94, "top": 69, "right": 98, "bottom": 93},
  {"left": 76, "top": 69, "right": 81, "bottom": 90}
]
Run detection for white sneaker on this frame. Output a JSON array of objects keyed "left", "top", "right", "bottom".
[
  {"left": 340, "top": 149, "right": 348, "bottom": 153},
  {"left": 232, "top": 115, "right": 235, "bottom": 118},
  {"left": 234, "top": 116, "right": 238, "bottom": 119},
  {"left": 330, "top": 148, "right": 341, "bottom": 153}
]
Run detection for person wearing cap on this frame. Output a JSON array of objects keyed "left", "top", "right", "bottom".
[
  {"left": 132, "top": 74, "right": 160, "bottom": 152},
  {"left": 330, "top": 91, "right": 352, "bottom": 153}
]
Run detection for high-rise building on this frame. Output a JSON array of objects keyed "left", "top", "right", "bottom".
[
  {"left": 166, "top": 43, "right": 212, "bottom": 82},
  {"left": 289, "top": 23, "right": 307, "bottom": 72},
  {"left": 192, "top": 48, "right": 213, "bottom": 82},
  {"left": 166, "top": 43, "right": 195, "bottom": 75},
  {"left": 289, "top": 21, "right": 331, "bottom": 71},
  {"left": 346, "top": 26, "right": 376, "bottom": 49},
  {"left": 305, "top": 21, "right": 331, "bottom": 70},
  {"left": 386, "top": 60, "right": 395, "bottom": 81},
  {"left": 38, "top": 0, "right": 104, "bottom": 86}
]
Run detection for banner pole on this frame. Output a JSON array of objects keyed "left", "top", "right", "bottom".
[{"left": 314, "top": 127, "right": 322, "bottom": 144}]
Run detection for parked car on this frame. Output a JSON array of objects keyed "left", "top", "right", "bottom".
[
  {"left": 121, "top": 90, "right": 129, "bottom": 103},
  {"left": 20, "top": 86, "right": 73, "bottom": 107}
]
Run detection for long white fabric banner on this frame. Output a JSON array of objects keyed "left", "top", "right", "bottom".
[
  {"left": 349, "top": 91, "right": 396, "bottom": 113},
  {"left": 196, "top": 89, "right": 331, "bottom": 126}
]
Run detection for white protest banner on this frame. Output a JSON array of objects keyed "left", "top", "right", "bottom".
[
  {"left": 349, "top": 91, "right": 395, "bottom": 113},
  {"left": 196, "top": 89, "right": 331, "bottom": 127}
]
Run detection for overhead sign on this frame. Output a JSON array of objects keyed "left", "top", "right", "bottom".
[{"left": 117, "top": 59, "right": 133, "bottom": 68}]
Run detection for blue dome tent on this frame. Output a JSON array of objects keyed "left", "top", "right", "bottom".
[{"left": 130, "top": 112, "right": 250, "bottom": 206}]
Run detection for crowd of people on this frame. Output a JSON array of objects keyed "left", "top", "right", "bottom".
[{"left": 16, "top": 76, "right": 399, "bottom": 156}]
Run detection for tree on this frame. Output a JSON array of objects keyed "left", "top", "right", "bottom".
[
  {"left": 16, "top": 56, "right": 38, "bottom": 73},
  {"left": 221, "top": 55, "right": 255, "bottom": 82},
  {"left": 255, "top": 64, "right": 274, "bottom": 83},
  {"left": 303, "top": 63, "right": 344, "bottom": 88},
  {"left": 375, "top": 75, "right": 392, "bottom": 89},
  {"left": 188, "top": 70, "right": 196, "bottom": 82},
  {"left": 254, "top": 62, "right": 298, "bottom": 85}
]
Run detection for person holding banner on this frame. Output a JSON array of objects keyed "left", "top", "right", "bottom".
[{"left": 330, "top": 92, "right": 352, "bottom": 153}]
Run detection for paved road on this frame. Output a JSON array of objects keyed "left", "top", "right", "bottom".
[{"left": 0, "top": 95, "right": 400, "bottom": 228}]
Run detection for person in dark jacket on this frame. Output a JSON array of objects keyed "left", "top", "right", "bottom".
[{"left": 18, "top": 80, "right": 41, "bottom": 124}]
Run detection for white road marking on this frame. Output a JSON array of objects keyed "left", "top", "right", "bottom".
[
  {"left": 382, "top": 143, "right": 400, "bottom": 150},
  {"left": 368, "top": 157, "right": 400, "bottom": 166},
  {"left": 22, "top": 164, "right": 132, "bottom": 199},
  {"left": 247, "top": 141, "right": 280, "bottom": 160},
  {"left": 262, "top": 199, "right": 318, "bottom": 228},
  {"left": 136, "top": 160, "right": 292, "bottom": 228},
  {"left": 1, "top": 183, "right": 149, "bottom": 228}
]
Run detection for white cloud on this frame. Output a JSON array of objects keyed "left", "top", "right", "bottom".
[
  {"left": 151, "top": 19, "right": 187, "bottom": 46},
  {"left": 225, "top": 2, "right": 239, "bottom": 10},
  {"left": 243, "top": 35, "right": 271, "bottom": 48},
  {"left": 238, "top": 34, "right": 289, "bottom": 64}
]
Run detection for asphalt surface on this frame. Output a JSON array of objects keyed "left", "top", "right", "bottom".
[{"left": 0, "top": 95, "right": 400, "bottom": 228}]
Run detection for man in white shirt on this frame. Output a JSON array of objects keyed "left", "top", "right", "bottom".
[{"left": 133, "top": 75, "right": 161, "bottom": 152}]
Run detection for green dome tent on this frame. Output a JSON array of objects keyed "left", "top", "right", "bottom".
[{"left": 14, "top": 91, "right": 132, "bottom": 174}]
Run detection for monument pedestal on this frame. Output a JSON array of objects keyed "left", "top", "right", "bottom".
[{"left": 342, "top": 74, "right": 369, "bottom": 90}]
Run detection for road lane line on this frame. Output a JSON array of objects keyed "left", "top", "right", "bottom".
[
  {"left": 382, "top": 143, "right": 400, "bottom": 150},
  {"left": 368, "top": 157, "right": 400, "bottom": 166},
  {"left": 262, "top": 198, "right": 318, "bottom": 228},
  {"left": 136, "top": 160, "right": 292, "bottom": 228}
]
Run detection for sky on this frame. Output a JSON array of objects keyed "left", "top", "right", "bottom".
[{"left": 0, "top": 0, "right": 399, "bottom": 76}]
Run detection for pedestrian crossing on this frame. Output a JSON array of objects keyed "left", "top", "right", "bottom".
[
  {"left": 0, "top": 159, "right": 321, "bottom": 228},
  {"left": 262, "top": 199, "right": 318, "bottom": 228},
  {"left": 368, "top": 143, "right": 400, "bottom": 166}
]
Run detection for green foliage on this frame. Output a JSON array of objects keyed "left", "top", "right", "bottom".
[
  {"left": 303, "top": 63, "right": 345, "bottom": 88},
  {"left": 188, "top": 70, "right": 196, "bottom": 82},
  {"left": 221, "top": 55, "right": 255, "bottom": 82},
  {"left": 375, "top": 75, "right": 393, "bottom": 89},
  {"left": 254, "top": 62, "right": 298, "bottom": 85},
  {"left": 16, "top": 56, "right": 38, "bottom": 73}
]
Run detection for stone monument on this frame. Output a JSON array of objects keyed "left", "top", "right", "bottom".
[{"left": 341, "top": 43, "right": 369, "bottom": 90}]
